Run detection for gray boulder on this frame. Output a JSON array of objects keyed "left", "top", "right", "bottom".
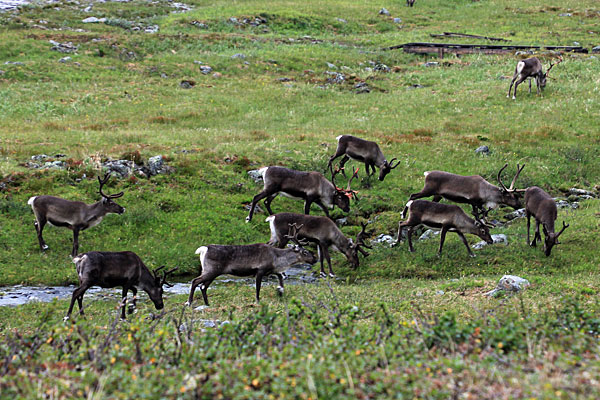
[
  {"left": 371, "top": 234, "right": 395, "bottom": 247},
  {"left": 484, "top": 275, "right": 530, "bottom": 297},
  {"left": 475, "top": 145, "right": 489, "bottom": 155},
  {"left": 504, "top": 208, "right": 526, "bottom": 221},
  {"left": 471, "top": 234, "right": 508, "bottom": 250},
  {"left": 379, "top": 8, "right": 390, "bottom": 16},
  {"left": 592, "top": 46, "right": 600, "bottom": 54},
  {"left": 103, "top": 160, "right": 134, "bottom": 178}
]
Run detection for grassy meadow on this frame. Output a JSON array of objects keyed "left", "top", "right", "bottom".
[{"left": 1, "top": 0, "right": 599, "bottom": 398}]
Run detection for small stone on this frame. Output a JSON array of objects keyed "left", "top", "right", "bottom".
[
  {"left": 475, "top": 145, "right": 489, "bottom": 155},
  {"left": 193, "top": 60, "right": 203, "bottom": 65},
  {"left": 374, "top": 63, "right": 390, "bottom": 72},
  {"left": 423, "top": 62, "right": 439, "bottom": 67},
  {"left": 336, "top": 18, "right": 347, "bottom": 24},
  {"left": 419, "top": 229, "right": 440, "bottom": 241},
  {"left": 59, "top": 56, "right": 72, "bottom": 63},
  {"left": 484, "top": 275, "right": 530, "bottom": 297},
  {"left": 393, "top": 18, "right": 402, "bottom": 24},
  {"left": 471, "top": 234, "right": 508, "bottom": 250},
  {"left": 212, "top": 72, "right": 222, "bottom": 78},
  {"left": 199, "top": 66, "right": 213, "bottom": 75},
  {"left": 5, "top": 61, "right": 24, "bottom": 66},
  {"left": 228, "top": 17, "right": 238, "bottom": 24},
  {"left": 379, "top": 8, "right": 390, "bottom": 16},
  {"left": 572, "top": 41, "right": 580, "bottom": 46},
  {"left": 278, "top": 77, "right": 293, "bottom": 82},
  {"left": 42, "top": 161, "right": 66, "bottom": 170},
  {"left": 504, "top": 208, "right": 526, "bottom": 221},
  {"left": 103, "top": 160, "right": 134, "bottom": 178},
  {"left": 568, "top": 188, "right": 596, "bottom": 197},
  {"left": 335, "top": 217, "right": 347, "bottom": 226},
  {"left": 371, "top": 234, "right": 395, "bottom": 247},
  {"left": 31, "top": 154, "right": 48, "bottom": 161},
  {"left": 144, "top": 25, "right": 159, "bottom": 34},
  {"left": 408, "top": 84, "right": 424, "bottom": 89},
  {"left": 515, "top": 50, "right": 533, "bottom": 56},
  {"left": 325, "top": 71, "right": 344, "bottom": 84},
  {"left": 354, "top": 82, "right": 370, "bottom": 94},
  {"left": 326, "top": 62, "right": 337, "bottom": 69},
  {"left": 592, "top": 46, "right": 600, "bottom": 54},
  {"left": 180, "top": 80, "right": 195, "bottom": 89},
  {"left": 191, "top": 21, "right": 207, "bottom": 29},
  {"left": 82, "top": 17, "right": 105, "bottom": 23},
  {"left": 231, "top": 53, "right": 246, "bottom": 59},
  {"left": 436, "top": 290, "right": 445, "bottom": 295},
  {"left": 558, "top": 13, "right": 572, "bottom": 17}
]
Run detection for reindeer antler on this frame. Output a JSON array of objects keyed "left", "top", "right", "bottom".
[
  {"left": 161, "top": 267, "right": 178, "bottom": 288},
  {"left": 497, "top": 164, "right": 525, "bottom": 192},
  {"left": 555, "top": 221, "right": 569, "bottom": 243},
  {"left": 352, "top": 222, "right": 374, "bottom": 257},
  {"left": 284, "top": 223, "right": 307, "bottom": 246},
  {"left": 546, "top": 55, "right": 563, "bottom": 77},
  {"left": 388, "top": 158, "right": 401, "bottom": 169},
  {"left": 98, "top": 173, "right": 124, "bottom": 199}
]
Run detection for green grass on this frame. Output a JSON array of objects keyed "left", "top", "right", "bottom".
[{"left": 1, "top": 0, "right": 600, "bottom": 398}]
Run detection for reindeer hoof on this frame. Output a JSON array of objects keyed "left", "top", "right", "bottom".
[
  {"left": 127, "top": 305, "right": 136, "bottom": 315},
  {"left": 184, "top": 301, "right": 191, "bottom": 307},
  {"left": 469, "top": 253, "right": 476, "bottom": 258},
  {"left": 328, "top": 273, "right": 336, "bottom": 279},
  {"left": 63, "top": 316, "right": 70, "bottom": 322},
  {"left": 319, "top": 271, "right": 327, "bottom": 278},
  {"left": 245, "top": 216, "right": 251, "bottom": 223},
  {"left": 512, "top": 96, "right": 516, "bottom": 100},
  {"left": 42, "top": 245, "right": 49, "bottom": 251},
  {"left": 276, "top": 286, "right": 284, "bottom": 296}
]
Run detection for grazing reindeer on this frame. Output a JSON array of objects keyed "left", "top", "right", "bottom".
[
  {"left": 66, "top": 251, "right": 176, "bottom": 321},
  {"left": 525, "top": 186, "right": 569, "bottom": 256},
  {"left": 246, "top": 166, "right": 358, "bottom": 222},
  {"left": 507, "top": 56, "right": 563, "bottom": 100},
  {"left": 28, "top": 174, "right": 125, "bottom": 257},
  {"left": 396, "top": 200, "right": 493, "bottom": 257},
  {"left": 266, "top": 213, "right": 373, "bottom": 277},
  {"left": 407, "top": 0, "right": 416, "bottom": 6},
  {"left": 408, "top": 164, "right": 525, "bottom": 219},
  {"left": 328, "top": 135, "right": 401, "bottom": 181},
  {"left": 186, "top": 224, "right": 317, "bottom": 306}
]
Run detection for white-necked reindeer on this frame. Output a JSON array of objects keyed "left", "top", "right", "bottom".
[
  {"left": 28, "top": 173, "right": 125, "bottom": 257},
  {"left": 507, "top": 56, "right": 562, "bottom": 100},
  {"left": 186, "top": 224, "right": 317, "bottom": 306},
  {"left": 525, "top": 186, "right": 569, "bottom": 256}
]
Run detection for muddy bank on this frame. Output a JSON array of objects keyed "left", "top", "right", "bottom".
[{"left": 0, "top": 265, "right": 321, "bottom": 307}]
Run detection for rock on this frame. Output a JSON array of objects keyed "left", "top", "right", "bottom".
[
  {"left": 419, "top": 229, "right": 440, "bottom": 241},
  {"left": 199, "top": 66, "right": 213, "bottom": 75},
  {"left": 408, "top": 84, "right": 424, "bottom": 89},
  {"left": 0, "top": 70, "right": 4, "bottom": 75},
  {"left": 393, "top": 18, "right": 402, "bottom": 24},
  {"left": 592, "top": 46, "right": 600, "bottom": 54},
  {"left": 145, "top": 25, "right": 159, "bottom": 34},
  {"left": 326, "top": 62, "right": 337, "bottom": 69},
  {"left": 103, "top": 160, "right": 134, "bottom": 178},
  {"left": 374, "top": 63, "right": 390, "bottom": 72},
  {"left": 475, "top": 145, "right": 489, "bottom": 155},
  {"left": 41, "top": 161, "right": 66, "bottom": 170},
  {"left": 49, "top": 40, "right": 78, "bottom": 53},
  {"left": 379, "top": 8, "right": 390, "bottom": 16},
  {"left": 278, "top": 77, "right": 293, "bottom": 82},
  {"left": 484, "top": 275, "right": 530, "bottom": 297},
  {"left": 568, "top": 194, "right": 593, "bottom": 202},
  {"left": 228, "top": 17, "right": 238, "bottom": 24},
  {"left": 247, "top": 169, "right": 264, "bottom": 182},
  {"left": 568, "top": 188, "right": 596, "bottom": 197},
  {"left": 5, "top": 61, "right": 24, "bottom": 66},
  {"left": 371, "top": 234, "right": 395, "bottom": 247},
  {"left": 558, "top": 13, "right": 572, "bottom": 17},
  {"left": 82, "top": 17, "right": 106, "bottom": 23},
  {"left": 555, "top": 199, "right": 578, "bottom": 209},
  {"left": 180, "top": 80, "right": 195, "bottom": 89},
  {"left": 471, "top": 234, "right": 508, "bottom": 250},
  {"left": 212, "top": 72, "right": 222, "bottom": 78},
  {"left": 231, "top": 53, "right": 246, "bottom": 59},
  {"left": 336, "top": 18, "right": 347, "bottom": 24},
  {"left": 194, "top": 305, "right": 208, "bottom": 311},
  {"left": 572, "top": 41, "right": 580, "bottom": 46},
  {"left": 193, "top": 60, "right": 203, "bottom": 65},
  {"left": 424, "top": 62, "right": 439, "bottom": 67},
  {"left": 504, "top": 208, "right": 526, "bottom": 221},
  {"left": 335, "top": 217, "right": 347, "bottom": 226},
  {"left": 354, "top": 82, "right": 370, "bottom": 94},
  {"left": 325, "top": 71, "right": 345, "bottom": 84},
  {"left": 515, "top": 50, "right": 533, "bottom": 56},
  {"left": 436, "top": 290, "right": 445, "bottom": 296},
  {"left": 191, "top": 21, "right": 207, "bottom": 29},
  {"left": 31, "top": 154, "right": 49, "bottom": 162},
  {"left": 58, "top": 56, "right": 71, "bottom": 63},
  {"left": 147, "top": 155, "right": 164, "bottom": 176}
]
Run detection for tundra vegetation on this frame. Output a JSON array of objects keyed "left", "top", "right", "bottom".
[{"left": 1, "top": 0, "right": 599, "bottom": 398}]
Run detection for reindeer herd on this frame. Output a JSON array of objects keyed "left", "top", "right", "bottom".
[{"left": 26, "top": 130, "right": 570, "bottom": 321}]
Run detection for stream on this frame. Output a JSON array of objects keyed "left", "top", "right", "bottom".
[{"left": 0, "top": 265, "right": 321, "bottom": 307}]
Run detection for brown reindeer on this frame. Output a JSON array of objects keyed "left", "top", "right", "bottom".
[
  {"left": 525, "top": 186, "right": 569, "bottom": 256},
  {"left": 507, "top": 56, "right": 563, "bottom": 100}
]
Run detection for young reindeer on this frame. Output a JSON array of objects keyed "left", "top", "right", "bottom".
[
  {"left": 396, "top": 200, "right": 493, "bottom": 257},
  {"left": 507, "top": 56, "right": 563, "bottom": 100},
  {"left": 246, "top": 166, "right": 358, "bottom": 222},
  {"left": 525, "top": 186, "right": 569, "bottom": 256},
  {"left": 266, "top": 213, "right": 373, "bottom": 277},
  {"left": 408, "top": 164, "right": 525, "bottom": 219},
  {"left": 186, "top": 224, "right": 317, "bottom": 306},
  {"left": 328, "top": 135, "right": 401, "bottom": 182},
  {"left": 28, "top": 174, "right": 125, "bottom": 257},
  {"left": 66, "top": 251, "right": 177, "bottom": 321}
]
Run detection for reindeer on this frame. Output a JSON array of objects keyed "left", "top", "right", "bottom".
[
  {"left": 525, "top": 186, "right": 569, "bottom": 256},
  {"left": 66, "top": 251, "right": 177, "bottom": 321},
  {"left": 246, "top": 166, "right": 358, "bottom": 222},
  {"left": 186, "top": 224, "right": 317, "bottom": 306},
  {"left": 408, "top": 164, "right": 525, "bottom": 219},
  {"left": 396, "top": 200, "right": 493, "bottom": 257},
  {"left": 266, "top": 213, "right": 373, "bottom": 277},
  {"left": 507, "top": 56, "right": 563, "bottom": 100},
  {"left": 327, "top": 135, "right": 401, "bottom": 182},
  {"left": 407, "top": 0, "right": 416, "bottom": 6},
  {"left": 28, "top": 174, "right": 125, "bottom": 257}
]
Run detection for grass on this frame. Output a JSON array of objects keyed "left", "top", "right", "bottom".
[{"left": 1, "top": 0, "right": 599, "bottom": 398}]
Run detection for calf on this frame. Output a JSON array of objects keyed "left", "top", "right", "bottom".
[
  {"left": 525, "top": 186, "right": 569, "bottom": 256},
  {"left": 186, "top": 225, "right": 317, "bottom": 306},
  {"left": 67, "top": 251, "right": 176, "bottom": 320},
  {"left": 396, "top": 200, "right": 493, "bottom": 257}
]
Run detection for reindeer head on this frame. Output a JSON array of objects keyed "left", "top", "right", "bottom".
[
  {"left": 346, "top": 222, "right": 374, "bottom": 267},
  {"left": 474, "top": 218, "right": 494, "bottom": 244},
  {"left": 543, "top": 221, "right": 569, "bottom": 257},
  {"left": 148, "top": 266, "right": 178, "bottom": 310},
  {"left": 541, "top": 55, "right": 563, "bottom": 88},
  {"left": 98, "top": 173, "right": 125, "bottom": 215},
  {"left": 378, "top": 158, "right": 401, "bottom": 181},
  {"left": 331, "top": 167, "right": 359, "bottom": 212},
  {"left": 285, "top": 224, "right": 318, "bottom": 265},
  {"left": 497, "top": 163, "right": 526, "bottom": 210}
]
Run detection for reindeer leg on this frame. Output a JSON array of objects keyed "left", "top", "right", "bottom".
[
  {"left": 456, "top": 231, "right": 475, "bottom": 257},
  {"left": 120, "top": 286, "right": 129, "bottom": 320},
  {"left": 407, "top": 226, "right": 415, "bottom": 252},
  {"left": 71, "top": 227, "right": 81, "bottom": 257},
  {"left": 322, "top": 245, "right": 335, "bottom": 277},
  {"left": 317, "top": 245, "right": 326, "bottom": 277},
  {"left": 328, "top": 148, "right": 346, "bottom": 172},
  {"left": 263, "top": 194, "right": 277, "bottom": 215},
  {"left": 512, "top": 76, "right": 528, "bottom": 100},
  {"left": 255, "top": 270, "right": 266, "bottom": 303},
  {"left": 338, "top": 155, "right": 350, "bottom": 176},
  {"left": 187, "top": 274, "right": 211, "bottom": 306},
  {"left": 526, "top": 211, "right": 532, "bottom": 246},
  {"left": 34, "top": 216, "right": 49, "bottom": 251},
  {"left": 77, "top": 295, "right": 84, "bottom": 315},
  {"left": 528, "top": 78, "right": 532, "bottom": 93},
  {"left": 275, "top": 273, "right": 285, "bottom": 296},
  {"left": 128, "top": 287, "right": 138, "bottom": 314},
  {"left": 247, "top": 190, "right": 271, "bottom": 222},
  {"left": 438, "top": 226, "right": 449, "bottom": 256},
  {"left": 507, "top": 75, "right": 518, "bottom": 98},
  {"left": 533, "top": 220, "right": 541, "bottom": 247},
  {"left": 66, "top": 283, "right": 90, "bottom": 321}
]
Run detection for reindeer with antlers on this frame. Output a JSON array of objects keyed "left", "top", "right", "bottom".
[
  {"left": 66, "top": 251, "right": 177, "bottom": 321},
  {"left": 525, "top": 186, "right": 569, "bottom": 256},
  {"left": 266, "top": 213, "right": 373, "bottom": 277},
  {"left": 507, "top": 56, "right": 563, "bottom": 100},
  {"left": 28, "top": 173, "right": 125, "bottom": 257},
  {"left": 246, "top": 166, "right": 359, "bottom": 222}
]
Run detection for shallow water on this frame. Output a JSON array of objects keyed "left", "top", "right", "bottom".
[{"left": 0, "top": 265, "right": 321, "bottom": 307}]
